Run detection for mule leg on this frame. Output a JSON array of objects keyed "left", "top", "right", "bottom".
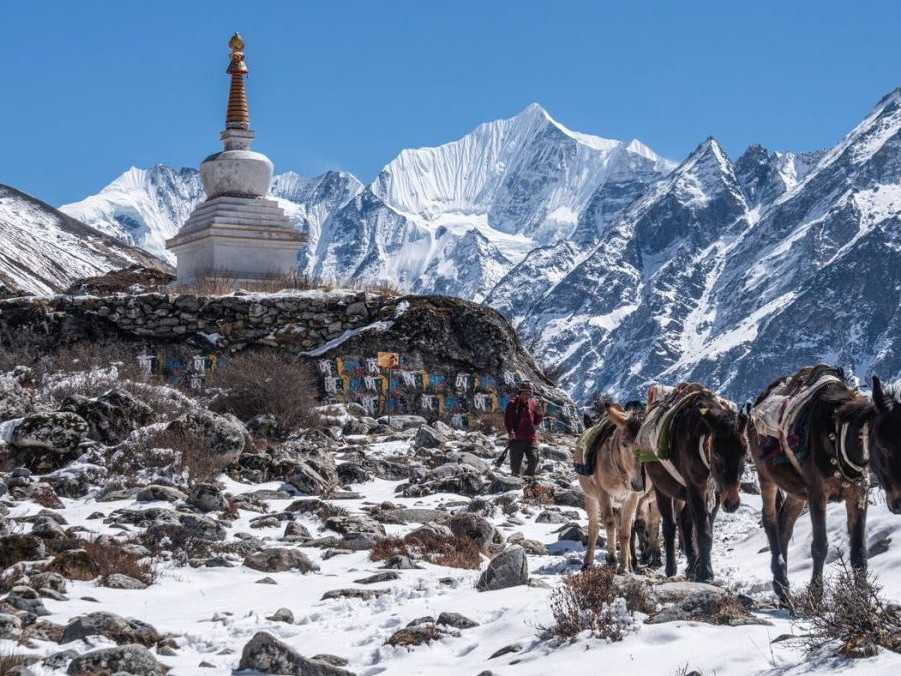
[
  {"left": 777, "top": 494, "right": 806, "bottom": 563},
  {"left": 808, "top": 488, "right": 829, "bottom": 593},
  {"left": 845, "top": 483, "right": 869, "bottom": 573},
  {"left": 678, "top": 501, "right": 698, "bottom": 580},
  {"left": 618, "top": 492, "right": 642, "bottom": 574},
  {"left": 644, "top": 498, "right": 663, "bottom": 567},
  {"left": 599, "top": 493, "right": 618, "bottom": 567},
  {"left": 656, "top": 491, "right": 678, "bottom": 577},
  {"left": 760, "top": 480, "right": 790, "bottom": 602},
  {"left": 582, "top": 494, "right": 600, "bottom": 571},
  {"left": 687, "top": 489, "right": 714, "bottom": 582}
]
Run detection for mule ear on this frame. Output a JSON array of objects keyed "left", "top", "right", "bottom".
[{"left": 873, "top": 375, "right": 894, "bottom": 413}]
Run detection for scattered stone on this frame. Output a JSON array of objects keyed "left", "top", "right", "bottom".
[
  {"left": 46, "top": 549, "right": 99, "bottom": 581},
  {"left": 266, "top": 608, "right": 294, "bottom": 624},
  {"left": 6, "top": 585, "right": 49, "bottom": 616},
  {"left": 10, "top": 411, "right": 88, "bottom": 454},
  {"left": 0, "top": 612, "right": 22, "bottom": 639},
  {"left": 353, "top": 572, "right": 400, "bottom": 585},
  {"left": 448, "top": 512, "right": 498, "bottom": 552},
  {"left": 256, "top": 577, "right": 278, "bottom": 585},
  {"left": 381, "top": 555, "right": 420, "bottom": 570},
  {"left": 136, "top": 485, "right": 187, "bottom": 503},
  {"left": 103, "top": 573, "right": 148, "bottom": 590},
  {"left": 377, "top": 415, "right": 427, "bottom": 431},
  {"left": 386, "top": 623, "right": 448, "bottom": 647},
  {"left": 238, "top": 631, "right": 355, "bottom": 675},
  {"left": 488, "top": 643, "right": 522, "bottom": 659},
  {"left": 321, "top": 588, "right": 390, "bottom": 601},
  {"left": 243, "top": 548, "right": 319, "bottom": 574},
  {"left": 476, "top": 546, "right": 529, "bottom": 592},
  {"left": 66, "top": 644, "right": 165, "bottom": 676},
  {"left": 60, "top": 388, "right": 154, "bottom": 444},
  {"left": 284, "top": 522, "right": 311, "bottom": 538},
  {"left": 44, "top": 649, "right": 79, "bottom": 670},
  {"left": 0, "top": 534, "right": 46, "bottom": 568},
  {"left": 436, "top": 611, "right": 479, "bottom": 629},
  {"left": 414, "top": 424, "right": 445, "bottom": 449}
]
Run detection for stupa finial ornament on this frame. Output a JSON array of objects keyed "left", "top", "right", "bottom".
[{"left": 225, "top": 32, "right": 250, "bottom": 130}]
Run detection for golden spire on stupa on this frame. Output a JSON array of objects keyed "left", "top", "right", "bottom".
[{"left": 225, "top": 33, "right": 249, "bottom": 130}]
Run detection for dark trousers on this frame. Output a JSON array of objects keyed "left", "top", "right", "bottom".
[{"left": 509, "top": 440, "right": 538, "bottom": 477}]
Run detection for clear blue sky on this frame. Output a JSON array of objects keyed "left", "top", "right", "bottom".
[{"left": 2, "top": 0, "right": 899, "bottom": 205}]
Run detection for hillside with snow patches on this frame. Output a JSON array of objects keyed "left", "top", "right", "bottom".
[
  {"left": 0, "top": 184, "right": 167, "bottom": 295},
  {"left": 44, "top": 89, "right": 901, "bottom": 403}
]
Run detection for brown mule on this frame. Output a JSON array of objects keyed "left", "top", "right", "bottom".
[
  {"left": 747, "top": 366, "right": 900, "bottom": 604},
  {"left": 640, "top": 384, "right": 746, "bottom": 582},
  {"left": 574, "top": 403, "right": 649, "bottom": 572}
]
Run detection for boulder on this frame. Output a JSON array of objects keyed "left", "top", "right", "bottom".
[
  {"left": 266, "top": 607, "right": 295, "bottom": 624},
  {"left": 0, "top": 534, "right": 47, "bottom": 568},
  {"left": 0, "top": 612, "right": 22, "bottom": 639},
  {"left": 448, "top": 513, "right": 498, "bottom": 552},
  {"left": 244, "top": 548, "right": 319, "bottom": 574},
  {"left": 646, "top": 589, "right": 769, "bottom": 626},
  {"left": 168, "top": 409, "right": 246, "bottom": 464},
  {"left": 187, "top": 483, "right": 226, "bottom": 513},
  {"left": 414, "top": 425, "right": 445, "bottom": 449},
  {"left": 476, "top": 546, "right": 529, "bottom": 592},
  {"left": 238, "top": 631, "right": 355, "bottom": 675},
  {"left": 46, "top": 548, "right": 99, "bottom": 581},
  {"left": 60, "top": 388, "right": 154, "bottom": 444},
  {"left": 66, "top": 645, "right": 165, "bottom": 676},
  {"left": 0, "top": 370, "right": 36, "bottom": 420},
  {"left": 5, "top": 585, "right": 49, "bottom": 616},
  {"left": 10, "top": 412, "right": 88, "bottom": 453},
  {"left": 61, "top": 611, "right": 161, "bottom": 646},
  {"left": 104, "top": 573, "right": 148, "bottom": 590}
]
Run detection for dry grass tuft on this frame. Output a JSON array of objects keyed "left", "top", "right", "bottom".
[
  {"left": 80, "top": 538, "right": 157, "bottom": 586},
  {"left": 522, "top": 482, "right": 556, "bottom": 506},
  {"left": 370, "top": 533, "right": 481, "bottom": 570},
  {"left": 0, "top": 652, "right": 33, "bottom": 675}
]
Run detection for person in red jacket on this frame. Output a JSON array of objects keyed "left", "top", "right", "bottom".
[{"left": 504, "top": 381, "right": 545, "bottom": 476}]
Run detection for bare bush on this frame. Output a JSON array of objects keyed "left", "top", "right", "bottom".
[
  {"left": 208, "top": 351, "right": 317, "bottom": 434},
  {"left": 370, "top": 532, "right": 481, "bottom": 570},
  {"left": 547, "top": 566, "right": 642, "bottom": 641},
  {"left": 171, "top": 272, "right": 331, "bottom": 296},
  {"left": 81, "top": 538, "right": 157, "bottom": 586},
  {"left": 0, "top": 652, "right": 32, "bottom": 675},
  {"left": 792, "top": 556, "right": 901, "bottom": 658},
  {"left": 523, "top": 483, "right": 555, "bottom": 507}
]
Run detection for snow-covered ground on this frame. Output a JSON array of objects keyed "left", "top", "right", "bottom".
[{"left": 4, "top": 432, "right": 901, "bottom": 676}]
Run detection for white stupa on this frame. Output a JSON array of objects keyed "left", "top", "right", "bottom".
[{"left": 166, "top": 33, "right": 304, "bottom": 283}]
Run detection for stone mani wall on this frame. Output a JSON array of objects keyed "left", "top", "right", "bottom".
[{"left": 0, "top": 290, "right": 582, "bottom": 433}]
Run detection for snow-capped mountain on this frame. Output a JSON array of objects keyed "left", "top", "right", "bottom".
[
  {"left": 61, "top": 166, "right": 363, "bottom": 265},
  {"left": 309, "top": 103, "right": 674, "bottom": 300},
  {"left": 0, "top": 183, "right": 167, "bottom": 295},
  {"left": 511, "top": 88, "right": 901, "bottom": 403}
]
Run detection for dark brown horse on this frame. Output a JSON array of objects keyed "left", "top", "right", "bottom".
[
  {"left": 748, "top": 367, "right": 901, "bottom": 603},
  {"left": 640, "top": 384, "right": 747, "bottom": 582}
]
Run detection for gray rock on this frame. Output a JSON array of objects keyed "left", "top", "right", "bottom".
[
  {"left": 187, "top": 482, "right": 226, "bottom": 512},
  {"left": 646, "top": 589, "right": 770, "bottom": 626},
  {"left": 60, "top": 388, "right": 154, "bottom": 444},
  {"left": 448, "top": 512, "right": 498, "bottom": 552},
  {"left": 61, "top": 611, "right": 161, "bottom": 646},
  {"left": 30, "top": 571, "right": 67, "bottom": 594},
  {"left": 321, "top": 588, "right": 390, "bottom": 601},
  {"left": 650, "top": 581, "right": 726, "bottom": 605},
  {"left": 353, "top": 572, "right": 400, "bottom": 585},
  {"left": 377, "top": 415, "right": 428, "bottom": 431},
  {"left": 476, "top": 546, "right": 529, "bottom": 591},
  {"left": 238, "top": 631, "right": 355, "bottom": 675},
  {"left": 104, "top": 573, "right": 148, "bottom": 590},
  {"left": 66, "top": 645, "right": 165, "bottom": 676},
  {"left": 414, "top": 424, "right": 445, "bottom": 449},
  {"left": 10, "top": 411, "right": 88, "bottom": 453},
  {"left": 244, "top": 548, "right": 319, "bottom": 574},
  {"left": 0, "top": 612, "right": 22, "bottom": 639},
  {"left": 168, "top": 409, "right": 246, "bottom": 464},
  {"left": 266, "top": 607, "right": 294, "bottom": 623},
  {"left": 436, "top": 611, "right": 479, "bottom": 629},
  {"left": 136, "top": 485, "right": 187, "bottom": 503},
  {"left": 5, "top": 585, "right": 49, "bottom": 616},
  {"left": 44, "top": 649, "right": 79, "bottom": 669}
]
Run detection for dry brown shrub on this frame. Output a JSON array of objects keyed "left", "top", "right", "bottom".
[
  {"left": 522, "top": 483, "right": 555, "bottom": 506},
  {"left": 81, "top": 538, "right": 157, "bottom": 586},
  {"left": 470, "top": 411, "right": 506, "bottom": 435},
  {"left": 161, "top": 427, "right": 230, "bottom": 485},
  {"left": 172, "top": 272, "right": 330, "bottom": 296},
  {"left": 547, "top": 566, "right": 641, "bottom": 641},
  {"left": 0, "top": 652, "right": 33, "bottom": 675},
  {"left": 791, "top": 556, "right": 901, "bottom": 658},
  {"left": 370, "top": 532, "right": 481, "bottom": 570},
  {"left": 208, "top": 351, "right": 317, "bottom": 434}
]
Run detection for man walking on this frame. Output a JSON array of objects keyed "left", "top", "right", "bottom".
[{"left": 504, "top": 381, "right": 545, "bottom": 477}]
